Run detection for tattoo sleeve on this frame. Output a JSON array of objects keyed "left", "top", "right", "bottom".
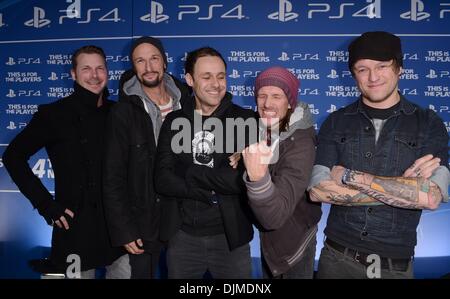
[
  {"left": 344, "top": 170, "right": 442, "bottom": 210},
  {"left": 310, "top": 180, "right": 380, "bottom": 206}
]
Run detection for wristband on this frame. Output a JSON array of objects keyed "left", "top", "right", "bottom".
[{"left": 342, "top": 168, "right": 352, "bottom": 185}]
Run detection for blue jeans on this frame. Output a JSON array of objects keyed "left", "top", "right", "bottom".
[
  {"left": 262, "top": 236, "right": 316, "bottom": 279},
  {"left": 79, "top": 252, "right": 161, "bottom": 279},
  {"left": 316, "top": 241, "right": 413, "bottom": 279},
  {"left": 167, "top": 230, "right": 252, "bottom": 279}
]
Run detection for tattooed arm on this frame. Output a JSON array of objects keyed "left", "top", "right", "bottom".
[
  {"left": 310, "top": 179, "right": 380, "bottom": 206},
  {"left": 333, "top": 166, "right": 443, "bottom": 210},
  {"left": 309, "top": 165, "right": 379, "bottom": 206}
]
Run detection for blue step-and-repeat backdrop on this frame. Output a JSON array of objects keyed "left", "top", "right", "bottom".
[{"left": 0, "top": 0, "right": 449, "bottom": 278}]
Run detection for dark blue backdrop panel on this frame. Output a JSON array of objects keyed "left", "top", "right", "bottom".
[{"left": 0, "top": 0, "right": 449, "bottom": 278}]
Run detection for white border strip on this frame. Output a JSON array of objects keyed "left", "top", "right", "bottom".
[
  {"left": 1, "top": 33, "right": 450, "bottom": 44},
  {"left": 0, "top": 190, "right": 54, "bottom": 194}
]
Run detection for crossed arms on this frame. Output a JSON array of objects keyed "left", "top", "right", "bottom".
[{"left": 309, "top": 155, "right": 448, "bottom": 210}]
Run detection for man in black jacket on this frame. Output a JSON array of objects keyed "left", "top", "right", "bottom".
[
  {"left": 103, "top": 37, "right": 190, "bottom": 278},
  {"left": 2, "top": 45, "right": 124, "bottom": 278},
  {"left": 155, "top": 47, "right": 255, "bottom": 279}
]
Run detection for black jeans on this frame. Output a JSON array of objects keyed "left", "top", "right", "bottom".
[
  {"left": 129, "top": 250, "right": 161, "bottom": 279},
  {"left": 167, "top": 230, "right": 252, "bottom": 279}
]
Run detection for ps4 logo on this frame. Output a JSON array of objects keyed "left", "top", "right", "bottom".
[
  {"left": 5, "top": 57, "right": 41, "bottom": 65},
  {"left": 327, "top": 69, "right": 352, "bottom": 79},
  {"left": 6, "top": 121, "right": 27, "bottom": 130},
  {"left": 400, "top": 0, "right": 430, "bottom": 21},
  {"left": 24, "top": 7, "right": 51, "bottom": 28},
  {"left": 268, "top": 0, "right": 381, "bottom": 21},
  {"left": 429, "top": 105, "right": 450, "bottom": 113},
  {"left": 243, "top": 70, "right": 260, "bottom": 78},
  {"left": 278, "top": 52, "right": 319, "bottom": 61},
  {"left": 48, "top": 72, "right": 71, "bottom": 81},
  {"left": 141, "top": 1, "right": 245, "bottom": 23},
  {"left": 307, "top": 0, "right": 381, "bottom": 19},
  {"left": 426, "top": 69, "right": 450, "bottom": 79},
  {"left": 299, "top": 88, "right": 319, "bottom": 96},
  {"left": 141, "top": 1, "right": 169, "bottom": 23},
  {"left": 106, "top": 55, "right": 130, "bottom": 63},
  {"left": 229, "top": 69, "right": 241, "bottom": 79},
  {"left": 327, "top": 104, "right": 338, "bottom": 113},
  {"left": 6, "top": 89, "right": 16, "bottom": 98},
  {"left": 59, "top": 0, "right": 121, "bottom": 24},
  {"left": 268, "top": 0, "right": 298, "bottom": 22},
  {"left": 6, "top": 89, "right": 41, "bottom": 97},
  {"left": 400, "top": 88, "right": 418, "bottom": 96},
  {"left": 400, "top": 0, "right": 432, "bottom": 21}
]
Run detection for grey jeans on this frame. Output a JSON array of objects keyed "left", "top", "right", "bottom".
[
  {"left": 79, "top": 254, "right": 131, "bottom": 279},
  {"left": 316, "top": 241, "right": 414, "bottom": 279},
  {"left": 167, "top": 230, "right": 252, "bottom": 279}
]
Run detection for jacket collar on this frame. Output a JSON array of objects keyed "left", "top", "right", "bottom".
[
  {"left": 344, "top": 92, "right": 416, "bottom": 116},
  {"left": 182, "top": 91, "right": 233, "bottom": 121},
  {"left": 73, "top": 81, "right": 109, "bottom": 109},
  {"left": 120, "top": 72, "right": 182, "bottom": 111}
]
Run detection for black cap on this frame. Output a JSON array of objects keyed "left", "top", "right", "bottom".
[
  {"left": 348, "top": 31, "right": 403, "bottom": 71},
  {"left": 130, "top": 36, "right": 167, "bottom": 66}
]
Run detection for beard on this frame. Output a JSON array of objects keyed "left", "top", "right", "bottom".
[{"left": 140, "top": 71, "right": 162, "bottom": 88}]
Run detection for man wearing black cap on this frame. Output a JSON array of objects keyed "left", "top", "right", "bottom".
[
  {"left": 308, "top": 31, "right": 449, "bottom": 278},
  {"left": 102, "top": 36, "right": 190, "bottom": 278}
]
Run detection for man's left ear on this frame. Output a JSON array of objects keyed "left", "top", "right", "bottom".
[{"left": 185, "top": 73, "right": 194, "bottom": 87}]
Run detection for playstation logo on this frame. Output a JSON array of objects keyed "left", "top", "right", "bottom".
[
  {"left": 400, "top": 0, "right": 430, "bottom": 21},
  {"left": 327, "top": 69, "right": 339, "bottom": 79},
  {"left": 48, "top": 72, "right": 59, "bottom": 81},
  {"left": 24, "top": 7, "right": 51, "bottom": 28},
  {"left": 141, "top": 1, "right": 169, "bottom": 23},
  {"left": 327, "top": 104, "right": 337, "bottom": 113},
  {"left": 5, "top": 57, "right": 15, "bottom": 65},
  {"left": 278, "top": 52, "right": 290, "bottom": 61},
  {"left": 229, "top": 69, "right": 240, "bottom": 79},
  {"left": 6, "top": 121, "right": 17, "bottom": 130},
  {"left": 6, "top": 89, "right": 16, "bottom": 98},
  {"left": 426, "top": 69, "right": 438, "bottom": 79},
  {"left": 428, "top": 104, "right": 437, "bottom": 112},
  {"left": 268, "top": 0, "right": 298, "bottom": 22}
]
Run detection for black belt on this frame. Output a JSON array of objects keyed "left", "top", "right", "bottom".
[{"left": 325, "top": 239, "right": 411, "bottom": 272}]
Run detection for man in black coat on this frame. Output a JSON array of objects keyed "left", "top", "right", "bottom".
[
  {"left": 155, "top": 47, "right": 255, "bottom": 279},
  {"left": 2, "top": 45, "right": 124, "bottom": 278},
  {"left": 102, "top": 37, "right": 191, "bottom": 279}
]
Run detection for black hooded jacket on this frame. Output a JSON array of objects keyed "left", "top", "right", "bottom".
[{"left": 155, "top": 92, "right": 256, "bottom": 250}]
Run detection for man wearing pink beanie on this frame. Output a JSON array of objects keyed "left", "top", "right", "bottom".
[{"left": 242, "top": 66, "right": 322, "bottom": 278}]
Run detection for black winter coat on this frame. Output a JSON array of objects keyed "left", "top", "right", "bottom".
[
  {"left": 102, "top": 71, "right": 191, "bottom": 251},
  {"left": 2, "top": 83, "right": 124, "bottom": 271}
]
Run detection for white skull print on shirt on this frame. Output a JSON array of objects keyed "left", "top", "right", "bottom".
[{"left": 192, "top": 130, "right": 214, "bottom": 168}]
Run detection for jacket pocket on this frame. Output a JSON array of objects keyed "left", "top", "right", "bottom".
[
  {"left": 333, "top": 134, "right": 359, "bottom": 168},
  {"left": 128, "top": 142, "right": 151, "bottom": 198},
  {"left": 393, "top": 134, "right": 425, "bottom": 174}
]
